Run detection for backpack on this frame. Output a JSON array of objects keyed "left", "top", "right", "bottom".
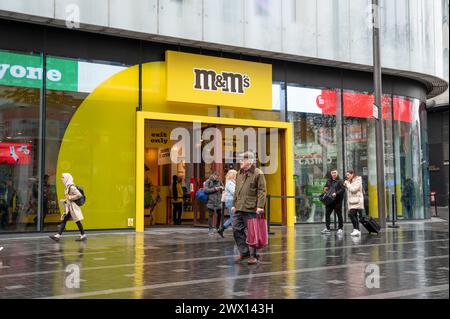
[
  {"left": 70, "top": 185, "right": 86, "bottom": 206},
  {"left": 195, "top": 189, "right": 208, "bottom": 204}
]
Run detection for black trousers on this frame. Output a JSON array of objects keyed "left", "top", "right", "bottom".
[
  {"left": 325, "top": 203, "right": 343, "bottom": 230},
  {"left": 208, "top": 208, "right": 222, "bottom": 230},
  {"left": 348, "top": 209, "right": 363, "bottom": 230},
  {"left": 172, "top": 202, "right": 183, "bottom": 225},
  {"left": 58, "top": 213, "right": 84, "bottom": 235}
]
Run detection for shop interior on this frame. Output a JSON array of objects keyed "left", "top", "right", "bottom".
[{"left": 143, "top": 119, "right": 286, "bottom": 228}]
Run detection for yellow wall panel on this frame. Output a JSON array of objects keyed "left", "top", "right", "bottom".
[{"left": 57, "top": 66, "right": 138, "bottom": 230}]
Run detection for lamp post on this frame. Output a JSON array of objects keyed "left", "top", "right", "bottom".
[{"left": 372, "top": 0, "right": 386, "bottom": 228}]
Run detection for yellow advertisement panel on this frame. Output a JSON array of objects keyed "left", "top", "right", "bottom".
[{"left": 166, "top": 51, "right": 272, "bottom": 110}]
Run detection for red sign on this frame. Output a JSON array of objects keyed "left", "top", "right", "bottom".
[
  {"left": 393, "top": 96, "right": 413, "bottom": 123},
  {"left": 0, "top": 142, "right": 31, "bottom": 164},
  {"left": 316, "top": 90, "right": 338, "bottom": 115},
  {"left": 315, "top": 90, "right": 412, "bottom": 123}
]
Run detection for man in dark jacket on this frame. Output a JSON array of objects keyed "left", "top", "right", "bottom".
[
  {"left": 232, "top": 151, "right": 267, "bottom": 265},
  {"left": 321, "top": 169, "right": 345, "bottom": 234},
  {"left": 204, "top": 172, "right": 224, "bottom": 235}
]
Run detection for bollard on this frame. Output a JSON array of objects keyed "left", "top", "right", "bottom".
[{"left": 388, "top": 193, "right": 399, "bottom": 229}]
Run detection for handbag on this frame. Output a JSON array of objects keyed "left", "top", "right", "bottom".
[
  {"left": 195, "top": 188, "right": 209, "bottom": 204},
  {"left": 319, "top": 188, "right": 335, "bottom": 206},
  {"left": 246, "top": 214, "right": 268, "bottom": 249}
]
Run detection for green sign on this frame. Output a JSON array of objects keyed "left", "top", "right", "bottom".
[
  {"left": 47, "top": 56, "right": 78, "bottom": 91},
  {"left": 0, "top": 51, "right": 78, "bottom": 91}
]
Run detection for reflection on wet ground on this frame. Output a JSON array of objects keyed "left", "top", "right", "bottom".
[{"left": 0, "top": 219, "right": 448, "bottom": 299}]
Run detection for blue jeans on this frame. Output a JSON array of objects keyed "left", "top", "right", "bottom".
[{"left": 223, "top": 200, "right": 233, "bottom": 229}]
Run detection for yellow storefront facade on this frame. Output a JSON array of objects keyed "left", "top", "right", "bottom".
[{"left": 56, "top": 51, "right": 295, "bottom": 232}]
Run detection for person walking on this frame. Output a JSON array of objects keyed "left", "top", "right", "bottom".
[
  {"left": 217, "top": 169, "right": 237, "bottom": 238},
  {"left": 344, "top": 169, "right": 365, "bottom": 237},
  {"left": 170, "top": 175, "right": 183, "bottom": 225},
  {"left": 49, "top": 173, "right": 86, "bottom": 242},
  {"left": 321, "top": 169, "right": 345, "bottom": 235},
  {"left": 204, "top": 172, "right": 224, "bottom": 236},
  {"left": 6, "top": 180, "right": 16, "bottom": 225},
  {"left": 232, "top": 151, "right": 267, "bottom": 265}
]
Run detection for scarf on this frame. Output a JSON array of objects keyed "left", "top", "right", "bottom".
[{"left": 62, "top": 173, "right": 74, "bottom": 194}]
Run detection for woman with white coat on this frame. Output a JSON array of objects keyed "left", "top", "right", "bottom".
[
  {"left": 217, "top": 169, "right": 237, "bottom": 238},
  {"left": 343, "top": 169, "right": 365, "bottom": 237},
  {"left": 50, "top": 173, "right": 86, "bottom": 242}
]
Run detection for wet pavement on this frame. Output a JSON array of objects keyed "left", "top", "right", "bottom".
[{"left": 0, "top": 219, "right": 448, "bottom": 299}]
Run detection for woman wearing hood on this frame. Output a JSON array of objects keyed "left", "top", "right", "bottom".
[
  {"left": 204, "top": 172, "right": 224, "bottom": 236},
  {"left": 50, "top": 173, "right": 86, "bottom": 242},
  {"left": 343, "top": 170, "right": 365, "bottom": 237}
]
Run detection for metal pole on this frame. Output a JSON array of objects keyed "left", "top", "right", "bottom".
[
  {"left": 138, "top": 63, "right": 142, "bottom": 111},
  {"left": 267, "top": 195, "right": 274, "bottom": 235},
  {"left": 372, "top": 0, "right": 386, "bottom": 229},
  {"left": 388, "top": 193, "right": 399, "bottom": 228},
  {"left": 434, "top": 194, "right": 438, "bottom": 217},
  {"left": 394, "top": 193, "right": 399, "bottom": 227},
  {"left": 37, "top": 52, "right": 47, "bottom": 232}
]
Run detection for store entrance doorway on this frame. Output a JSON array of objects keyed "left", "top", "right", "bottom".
[{"left": 136, "top": 112, "right": 294, "bottom": 232}]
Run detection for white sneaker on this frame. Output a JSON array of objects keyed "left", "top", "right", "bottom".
[
  {"left": 0, "top": 246, "right": 3, "bottom": 252},
  {"left": 321, "top": 228, "right": 331, "bottom": 234},
  {"left": 351, "top": 229, "right": 361, "bottom": 237},
  {"left": 337, "top": 229, "right": 343, "bottom": 235}
]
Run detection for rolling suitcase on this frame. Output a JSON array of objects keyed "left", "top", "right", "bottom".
[{"left": 359, "top": 215, "right": 381, "bottom": 234}]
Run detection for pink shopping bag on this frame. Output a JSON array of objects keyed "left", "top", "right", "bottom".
[{"left": 246, "top": 214, "right": 268, "bottom": 249}]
